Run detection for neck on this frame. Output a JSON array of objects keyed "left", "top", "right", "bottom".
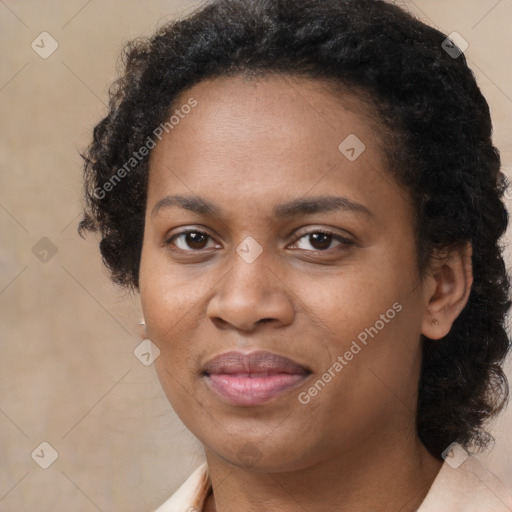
[{"left": 203, "top": 428, "right": 443, "bottom": 512}]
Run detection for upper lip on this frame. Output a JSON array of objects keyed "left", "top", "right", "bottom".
[{"left": 202, "top": 350, "right": 311, "bottom": 375}]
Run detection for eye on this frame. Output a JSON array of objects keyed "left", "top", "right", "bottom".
[
  {"left": 290, "top": 229, "right": 354, "bottom": 252},
  {"left": 165, "top": 229, "right": 218, "bottom": 251},
  {"left": 164, "top": 228, "right": 354, "bottom": 254}
]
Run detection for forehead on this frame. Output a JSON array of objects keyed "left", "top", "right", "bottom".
[
  {"left": 165, "top": 73, "right": 381, "bottom": 150},
  {"left": 146, "top": 73, "right": 406, "bottom": 219}
]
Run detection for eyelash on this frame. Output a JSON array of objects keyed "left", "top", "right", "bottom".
[{"left": 164, "top": 228, "right": 354, "bottom": 253}]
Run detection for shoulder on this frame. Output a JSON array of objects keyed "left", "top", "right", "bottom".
[
  {"left": 152, "top": 462, "right": 211, "bottom": 512},
  {"left": 418, "top": 454, "right": 512, "bottom": 512}
]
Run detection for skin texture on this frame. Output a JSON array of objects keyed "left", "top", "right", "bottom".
[{"left": 139, "top": 74, "right": 473, "bottom": 512}]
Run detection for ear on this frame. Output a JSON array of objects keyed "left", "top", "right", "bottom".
[{"left": 421, "top": 242, "right": 473, "bottom": 340}]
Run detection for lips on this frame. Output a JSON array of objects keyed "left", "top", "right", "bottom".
[
  {"left": 203, "top": 350, "right": 310, "bottom": 375},
  {"left": 202, "top": 350, "right": 311, "bottom": 406}
]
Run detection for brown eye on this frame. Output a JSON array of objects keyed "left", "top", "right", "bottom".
[
  {"left": 308, "top": 232, "right": 333, "bottom": 250},
  {"left": 291, "top": 230, "right": 354, "bottom": 252},
  {"left": 166, "top": 230, "right": 216, "bottom": 251}
]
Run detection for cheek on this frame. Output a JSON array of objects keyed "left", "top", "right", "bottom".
[
  {"left": 145, "top": 290, "right": 206, "bottom": 417},
  {"left": 141, "top": 280, "right": 201, "bottom": 364},
  {"left": 138, "top": 247, "right": 220, "bottom": 394},
  {"left": 297, "top": 256, "right": 408, "bottom": 336},
  {"left": 300, "top": 248, "right": 420, "bottom": 378},
  {"left": 139, "top": 245, "right": 193, "bottom": 370},
  {"left": 140, "top": 238, "right": 194, "bottom": 332}
]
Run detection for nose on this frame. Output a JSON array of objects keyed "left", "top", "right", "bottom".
[{"left": 206, "top": 248, "right": 295, "bottom": 332}]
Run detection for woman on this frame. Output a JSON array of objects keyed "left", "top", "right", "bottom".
[{"left": 78, "top": 0, "right": 512, "bottom": 510}]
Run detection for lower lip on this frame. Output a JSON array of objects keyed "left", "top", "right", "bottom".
[{"left": 205, "top": 373, "right": 309, "bottom": 406}]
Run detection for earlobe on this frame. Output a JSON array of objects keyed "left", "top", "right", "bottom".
[{"left": 421, "top": 242, "right": 473, "bottom": 340}]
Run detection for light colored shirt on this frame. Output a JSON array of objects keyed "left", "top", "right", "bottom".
[{"left": 154, "top": 455, "right": 512, "bottom": 512}]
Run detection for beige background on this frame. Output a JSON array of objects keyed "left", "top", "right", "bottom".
[{"left": 1, "top": 1, "right": 511, "bottom": 510}]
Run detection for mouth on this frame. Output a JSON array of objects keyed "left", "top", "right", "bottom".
[{"left": 202, "top": 350, "right": 312, "bottom": 406}]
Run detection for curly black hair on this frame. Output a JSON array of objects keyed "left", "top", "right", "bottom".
[{"left": 78, "top": 0, "right": 511, "bottom": 460}]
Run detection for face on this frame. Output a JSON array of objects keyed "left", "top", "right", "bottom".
[{"left": 139, "top": 74, "right": 430, "bottom": 472}]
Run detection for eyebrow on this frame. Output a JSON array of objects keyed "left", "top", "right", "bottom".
[{"left": 151, "top": 194, "right": 374, "bottom": 219}]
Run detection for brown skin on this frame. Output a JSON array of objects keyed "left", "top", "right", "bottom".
[{"left": 138, "top": 74, "right": 473, "bottom": 512}]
